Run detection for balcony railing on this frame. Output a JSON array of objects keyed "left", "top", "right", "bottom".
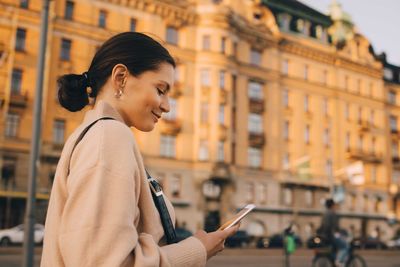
[
  {"left": 160, "top": 118, "right": 182, "bottom": 135},
  {"left": 249, "top": 132, "right": 265, "bottom": 147},
  {"left": 249, "top": 97, "right": 264, "bottom": 113},
  {"left": 10, "top": 91, "right": 28, "bottom": 108},
  {"left": 346, "top": 148, "right": 383, "bottom": 163},
  {"left": 359, "top": 120, "right": 372, "bottom": 132}
]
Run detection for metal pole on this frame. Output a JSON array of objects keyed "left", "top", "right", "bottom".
[{"left": 23, "top": 0, "right": 51, "bottom": 266}]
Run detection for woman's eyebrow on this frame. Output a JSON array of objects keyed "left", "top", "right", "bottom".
[{"left": 158, "top": 80, "right": 171, "bottom": 92}]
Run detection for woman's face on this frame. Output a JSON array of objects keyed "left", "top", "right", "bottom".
[{"left": 119, "top": 62, "right": 174, "bottom": 131}]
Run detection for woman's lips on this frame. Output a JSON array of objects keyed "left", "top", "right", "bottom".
[{"left": 152, "top": 112, "right": 161, "bottom": 122}]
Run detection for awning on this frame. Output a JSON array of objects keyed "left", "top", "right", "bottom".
[{"left": 0, "top": 190, "right": 49, "bottom": 200}]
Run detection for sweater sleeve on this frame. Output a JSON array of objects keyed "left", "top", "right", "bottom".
[{"left": 58, "top": 122, "right": 206, "bottom": 267}]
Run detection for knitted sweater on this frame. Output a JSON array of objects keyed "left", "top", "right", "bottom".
[{"left": 40, "top": 100, "right": 206, "bottom": 267}]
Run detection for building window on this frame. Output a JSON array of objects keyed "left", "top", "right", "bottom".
[
  {"left": 392, "top": 142, "right": 398, "bottom": 158},
  {"left": 304, "top": 95, "right": 309, "bottom": 112},
  {"left": 245, "top": 182, "right": 254, "bottom": 202},
  {"left": 389, "top": 91, "right": 396, "bottom": 105},
  {"left": 283, "top": 188, "right": 293, "bottom": 206},
  {"left": 326, "top": 159, "right": 332, "bottom": 177},
  {"left": 160, "top": 135, "right": 176, "bottom": 158},
  {"left": 130, "top": 18, "right": 137, "bottom": 32},
  {"left": 357, "top": 79, "right": 362, "bottom": 94},
  {"left": 248, "top": 147, "right": 262, "bottom": 168},
  {"left": 284, "top": 121, "right": 289, "bottom": 140},
  {"left": 163, "top": 98, "right": 177, "bottom": 120},
  {"left": 305, "top": 190, "right": 313, "bottom": 207},
  {"left": 199, "top": 140, "right": 209, "bottom": 161},
  {"left": 305, "top": 125, "right": 310, "bottom": 144},
  {"left": 345, "top": 76, "right": 349, "bottom": 90},
  {"left": 345, "top": 103, "right": 349, "bottom": 120},
  {"left": 370, "top": 110, "right": 374, "bottom": 125},
  {"left": 297, "top": 19, "right": 305, "bottom": 32},
  {"left": 371, "top": 137, "right": 376, "bottom": 154},
  {"left": 220, "top": 37, "right": 226, "bottom": 53},
  {"left": 219, "top": 70, "right": 225, "bottom": 89},
  {"left": 217, "top": 141, "right": 224, "bottom": 161},
  {"left": 200, "top": 102, "right": 208, "bottom": 123},
  {"left": 233, "top": 41, "right": 238, "bottom": 57},
  {"left": 282, "top": 59, "right": 289, "bottom": 75},
  {"left": 248, "top": 81, "right": 263, "bottom": 100},
  {"left": 20, "top": 0, "right": 29, "bottom": 8},
  {"left": 277, "top": 13, "right": 290, "bottom": 31},
  {"left": 202, "top": 35, "right": 211, "bottom": 50},
  {"left": 98, "top": 10, "right": 107, "bottom": 28},
  {"left": 390, "top": 115, "right": 397, "bottom": 132},
  {"left": 304, "top": 65, "right": 309, "bottom": 80},
  {"left": 166, "top": 26, "right": 178, "bottom": 45},
  {"left": 345, "top": 132, "right": 350, "bottom": 150},
  {"left": 323, "top": 128, "right": 330, "bottom": 146},
  {"left": 170, "top": 175, "right": 181, "bottom": 197},
  {"left": 384, "top": 68, "right": 393, "bottom": 80},
  {"left": 358, "top": 135, "right": 363, "bottom": 150},
  {"left": 283, "top": 153, "right": 290, "bottom": 170},
  {"left": 258, "top": 183, "right": 267, "bottom": 204},
  {"left": 283, "top": 89, "right": 289, "bottom": 108},
  {"left": 323, "top": 98, "right": 328, "bottom": 115},
  {"left": 248, "top": 113, "right": 263, "bottom": 134},
  {"left": 65, "top": 1, "right": 74, "bottom": 20},
  {"left": 11, "top": 68, "right": 23, "bottom": 94},
  {"left": 250, "top": 48, "right": 261, "bottom": 66},
  {"left": 357, "top": 107, "right": 362, "bottom": 123},
  {"left": 218, "top": 105, "right": 224, "bottom": 125},
  {"left": 374, "top": 196, "right": 382, "bottom": 212},
  {"left": 15, "top": 28, "right": 26, "bottom": 51},
  {"left": 200, "top": 69, "right": 210, "bottom": 86},
  {"left": 60, "top": 38, "right": 71, "bottom": 61},
  {"left": 53, "top": 119, "right": 65, "bottom": 144},
  {"left": 1, "top": 157, "right": 17, "bottom": 190},
  {"left": 5, "top": 113, "right": 20, "bottom": 138}
]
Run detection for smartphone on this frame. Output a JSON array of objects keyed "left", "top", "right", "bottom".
[{"left": 218, "top": 204, "right": 256, "bottom": 230}]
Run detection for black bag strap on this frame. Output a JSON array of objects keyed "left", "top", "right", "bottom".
[{"left": 67, "top": 117, "right": 177, "bottom": 244}]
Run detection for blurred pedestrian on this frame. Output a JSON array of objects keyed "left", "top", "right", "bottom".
[{"left": 40, "top": 32, "right": 238, "bottom": 267}]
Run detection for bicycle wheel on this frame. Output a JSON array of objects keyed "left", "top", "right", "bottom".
[
  {"left": 312, "top": 256, "right": 334, "bottom": 267},
  {"left": 346, "top": 255, "right": 367, "bottom": 267}
]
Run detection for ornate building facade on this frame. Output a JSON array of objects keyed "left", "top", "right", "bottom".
[{"left": 0, "top": 0, "right": 399, "bottom": 242}]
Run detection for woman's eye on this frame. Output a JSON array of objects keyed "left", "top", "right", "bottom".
[{"left": 156, "top": 88, "right": 164, "bottom": 95}]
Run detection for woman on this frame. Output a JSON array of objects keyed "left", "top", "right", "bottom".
[{"left": 41, "top": 32, "right": 238, "bottom": 267}]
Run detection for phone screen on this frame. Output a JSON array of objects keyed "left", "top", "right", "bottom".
[{"left": 218, "top": 204, "right": 256, "bottom": 230}]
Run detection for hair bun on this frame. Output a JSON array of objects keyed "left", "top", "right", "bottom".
[{"left": 57, "top": 74, "right": 89, "bottom": 112}]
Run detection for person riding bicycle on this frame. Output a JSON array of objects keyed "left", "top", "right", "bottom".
[{"left": 317, "top": 198, "right": 349, "bottom": 267}]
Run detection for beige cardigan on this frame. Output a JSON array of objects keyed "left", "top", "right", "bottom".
[{"left": 40, "top": 101, "right": 206, "bottom": 267}]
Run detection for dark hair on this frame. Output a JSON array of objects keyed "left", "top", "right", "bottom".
[
  {"left": 58, "top": 32, "right": 176, "bottom": 112},
  {"left": 325, "top": 198, "right": 335, "bottom": 209}
]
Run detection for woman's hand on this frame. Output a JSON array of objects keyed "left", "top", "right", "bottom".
[{"left": 193, "top": 224, "right": 240, "bottom": 259}]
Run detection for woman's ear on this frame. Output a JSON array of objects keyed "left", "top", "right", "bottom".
[{"left": 111, "top": 64, "right": 128, "bottom": 90}]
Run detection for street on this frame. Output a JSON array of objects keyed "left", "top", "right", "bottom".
[{"left": 1, "top": 248, "right": 400, "bottom": 267}]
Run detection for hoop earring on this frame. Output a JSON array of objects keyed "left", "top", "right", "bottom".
[{"left": 115, "top": 89, "right": 123, "bottom": 98}]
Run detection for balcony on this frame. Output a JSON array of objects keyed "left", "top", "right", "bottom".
[
  {"left": 359, "top": 120, "right": 371, "bottom": 132},
  {"left": 219, "top": 124, "right": 228, "bottom": 141},
  {"left": 393, "top": 156, "right": 400, "bottom": 169},
  {"left": 346, "top": 148, "right": 383, "bottom": 163},
  {"left": 160, "top": 118, "right": 182, "bottom": 135},
  {"left": 219, "top": 89, "right": 228, "bottom": 104},
  {"left": 249, "top": 98, "right": 264, "bottom": 113},
  {"left": 210, "top": 162, "right": 232, "bottom": 183},
  {"left": 249, "top": 132, "right": 265, "bottom": 147},
  {"left": 10, "top": 91, "right": 28, "bottom": 108}
]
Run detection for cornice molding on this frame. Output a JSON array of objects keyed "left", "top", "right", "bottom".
[
  {"left": 99, "top": 0, "right": 197, "bottom": 28},
  {"left": 280, "top": 40, "right": 382, "bottom": 78}
]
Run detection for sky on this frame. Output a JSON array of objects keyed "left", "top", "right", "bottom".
[{"left": 299, "top": 0, "right": 400, "bottom": 65}]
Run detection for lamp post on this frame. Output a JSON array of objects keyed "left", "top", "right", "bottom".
[{"left": 22, "top": 0, "right": 51, "bottom": 266}]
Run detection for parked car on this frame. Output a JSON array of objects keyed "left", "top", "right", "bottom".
[
  {"left": 0, "top": 224, "right": 44, "bottom": 247},
  {"left": 353, "top": 236, "right": 387, "bottom": 249},
  {"left": 386, "top": 237, "right": 400, "bottom": 249},
  {"left": 256, "top": 233, "right": 302, "bottom": 249},
  {"left": 225, "top": 230, "right": 251, "bottom": 248},
  {"left": 175, "top": 227, "right": 192, "bottom": 242}
]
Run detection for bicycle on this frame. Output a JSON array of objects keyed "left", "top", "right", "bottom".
[{"left": 311, "top": 236, "right": 367, "bottom": 267}]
